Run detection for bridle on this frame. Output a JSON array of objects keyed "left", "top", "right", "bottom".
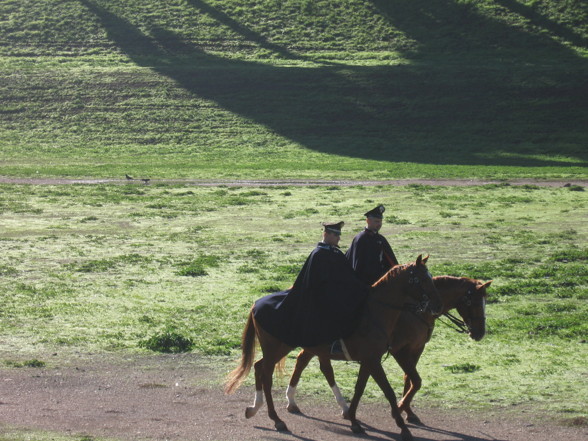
[
  {"left": 407, "top": 268, "right": 437, "bottom": 314},
  {"left": 370, "top": 265, "right": 438, "bottom": 342},
  {"left": 439, "top": 286, "right": 486, "bottom": 334},
  {"left": 375, "top": 267, "right": 436, "bottom": 314}
]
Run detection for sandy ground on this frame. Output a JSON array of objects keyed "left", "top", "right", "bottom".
[{"left": 0, "top": 354, "right": 585, "bottom": 441}]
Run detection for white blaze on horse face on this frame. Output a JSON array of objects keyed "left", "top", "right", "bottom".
[{"left": 482, "top": 297, "right": 487, "bottom": 318}]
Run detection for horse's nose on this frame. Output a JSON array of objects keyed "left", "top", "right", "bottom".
[
  {"left": 430, "top": 303, "right": 443, "bottom": 316},
  {"left": 432, "top": 297, "right": 443, "bottom": 315},
  {"left": 470, "top": 330, "right": 485, "bottom": 341}
]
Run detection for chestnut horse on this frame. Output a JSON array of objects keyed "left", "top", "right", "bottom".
[
  {"left": 225, "top": 255, "right": 442, "bottom": 440},
  {"left": 286, "top": 276, "right": 491, "bottom": 424}
]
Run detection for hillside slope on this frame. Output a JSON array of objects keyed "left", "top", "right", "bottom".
[{"left": 0, "top": 0, "right": 586, "bottom": 179}]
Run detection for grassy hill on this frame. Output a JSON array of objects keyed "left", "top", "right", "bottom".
[{"left": 0, "top": 0, "right": 587, "bottom": 179}]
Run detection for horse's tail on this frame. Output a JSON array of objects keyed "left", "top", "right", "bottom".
[
  {"left": 225, "top": 306, "right": 257, "bottom": 394},
  {"left": 276, "top": 356, "right": 287, "bottom": 377}
]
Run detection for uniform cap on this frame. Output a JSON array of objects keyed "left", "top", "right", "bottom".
[
  {"left": 364, "top": 205, "right": 385, "bottom": 219},
  {"left": 322, "top": 221, "right": 344, "bottom": 235}
]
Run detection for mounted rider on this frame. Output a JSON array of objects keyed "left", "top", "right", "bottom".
[
  {"left": 346, "top": 204, "right": 399, "bottom": 286},
  {"left": 253, "top": 221, "right": 369, "bottom": 348}
]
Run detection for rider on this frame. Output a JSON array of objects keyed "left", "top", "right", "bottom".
[
  {"left": 346, "top": 205, "right": 399, "bottom": 286},
  {"left": 253, "top": 221, "right": 369, "bottom": 349}
]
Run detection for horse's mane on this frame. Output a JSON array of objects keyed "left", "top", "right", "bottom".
[
  {"left": 433, "top": 275, "right": 481, "bottom": 292},
  {"left": 372, "top": 263, "right": 411, "bottom": 288}
]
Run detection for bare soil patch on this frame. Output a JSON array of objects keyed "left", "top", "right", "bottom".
[{"left": 0, "top": 354, "right": 585, "bottom": 441}]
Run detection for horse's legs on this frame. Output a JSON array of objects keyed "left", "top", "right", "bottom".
[
  {"left": 399, "top": 369, "right": 422, "bottom": 425},
  {"left": 400, "top": 372, "right": 423, "bottom": 424},
  {"left": 318, "top": 357, "right": 350, "bottom": 418},
  {"left": 402, "top": 371, "right": 411, "bottom": 399},
  {"left": 397, "top": 351, "right": 412, "bottom": 416},
  {"left": 286, "top": 350, "right": 314, "bottom": 413},
  {"left": 287, "top": 351, "right": 349, "bottom": 418},
  {"left": 245, "top": 359, "right": 265, "bottom": 419},
  {"left": 261, "top": 355, "right": 288, "bottom": 431},
  {"left": 346, "top": 362, "right": 371, "bottom": 434},
  {"left": 395, "top": 350, "right": 424, "bottom": 425},
  {"left": 368, "top": 359, "right": 413, "bottom": 441}
]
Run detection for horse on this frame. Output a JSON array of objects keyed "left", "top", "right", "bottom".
[
  {"left": 225, "top": 255, "right": 442, "bottom": 440},
  {"left": 285, "top": 276, "right": 492, "bottom": 425}
]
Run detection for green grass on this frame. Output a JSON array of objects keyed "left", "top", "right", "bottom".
[
  {"left": 4, "top": 358, "right": 46, "bottom": 368},
  {"left": 0, "top": 0, "right": 586, "bottom": 180},
  {"left": 138, "top": 327, "right": 195, "bottom": 353},
  {"left": 0, "top": 0, "right": 586, "bottom": 430},
  {"left": 0, "top": 183, "right": 586, "bottom": 416},
  {"left": 0, "top": 428, "right": 111, "bottom": 441}
]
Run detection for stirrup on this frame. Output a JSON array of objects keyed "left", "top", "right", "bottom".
[
  {"left": 330, "top": 339, "right": 343, "bottom": 355},
  {"left": 331, "top": 339, "right": 352, "bottom": 361}
]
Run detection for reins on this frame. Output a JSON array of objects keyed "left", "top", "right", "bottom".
[
  {"left": 439, "top": 311, "right": 469, "bottom": 333},
  {"left": 403, "top": 302, "right": 435, "bottom": 331},
  {"left": 437, "top": 287, "right": 485, "bottom": 334},
  {"left": 439, "top": 282, "right": 486, "bottom": 334},
  {"left": 370, "top": 265, "right": 438, "bottom": 356}
]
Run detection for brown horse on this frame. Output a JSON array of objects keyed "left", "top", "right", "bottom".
[
  {"left": 225, "top": 255, "right": 442, "bottom": 440},
  {"left": 286, "top": 276, "right": 492, "bottom": 424}
]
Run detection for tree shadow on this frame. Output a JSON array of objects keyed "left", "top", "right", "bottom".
[
  {"left": 79, "top": 0, "right": 587, "bottom": 167},
  {"left": 184, "top": 0, "right": 325, "bottom": 64},
  {"left": 493, "top": 0, "right": 588, "bottom": 49},
  {"left": 369, "top": 0, "right": 586, "bottom": 58}
]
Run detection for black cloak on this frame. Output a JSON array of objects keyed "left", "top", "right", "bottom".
[
  {"left": 345, "top": 228, "right": 399, "bottom": 286},
  {"left": 254, "top": 243, "right": 369, "bottom": 347}
]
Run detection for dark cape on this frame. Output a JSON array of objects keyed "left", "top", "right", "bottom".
[
  {"left": 345, "top": 228, "right": 399, "bottom": 286},
  {"left": 253, "top": 243, "right": 369, "bottom": 348}
]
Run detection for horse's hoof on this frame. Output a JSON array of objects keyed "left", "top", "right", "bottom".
[
  {"left": 351, "top": 422, "right": 365, "bottom": 434},
  {"left": 406, "top": 414, "right": 423, "bottom": 426},
  {"left": 245, "top": 407, "right": 257, "bottom": 419},
  {"left": 286, "top": 403, "right": 301, "bottom": 414},
  {"left": 401, "top": 427, "right": 414, "bottom": 441},
  {"left": 275, "top": 421, "right": 289, "bottom": 432}
]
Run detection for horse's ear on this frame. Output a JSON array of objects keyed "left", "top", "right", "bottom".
[
  {"left": 478, "top": 280, "right": 492, "bottom": 289},
  {"left": 416, "top": 254, "right": 423, "bottom": 265},
  {"left": 422, "top": 254, "right": 429, "bottom": 265}
]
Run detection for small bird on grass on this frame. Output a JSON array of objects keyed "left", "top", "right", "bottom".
[
  {"left": 125, "top": 174, "right": 134, "bottom": 180},
  {"left": 141, "top": 178, "right": 150, "bottom": 184}
]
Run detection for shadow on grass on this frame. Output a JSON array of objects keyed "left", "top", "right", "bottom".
[
  {"left": 493, "top": 0, "right": 588, "bottom": 49},
  {"left": 79, "top": 0, "right": 587, "bottom": 167}
]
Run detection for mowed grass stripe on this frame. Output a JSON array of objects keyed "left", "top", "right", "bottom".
[{"left": 0, "top": 0, "right": 586, "bottom": 179}]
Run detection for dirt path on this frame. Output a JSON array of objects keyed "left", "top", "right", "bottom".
[
  {"left": 0, "top": 354, "right": 585, "bottom": 441},
  {"left": 0, "top": 177, "right": 586, "bottom": 187}
]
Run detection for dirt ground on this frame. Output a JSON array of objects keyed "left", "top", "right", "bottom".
[{"left": 0, "top": 353, "right": 585, "bottom": 441}]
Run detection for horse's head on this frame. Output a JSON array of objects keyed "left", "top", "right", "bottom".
[
  {"left": 455, "top": 279, "right": 491, "bottom": 341},
  {"left": 400, "top": 255, "right": 442, "bottom": 316}
]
